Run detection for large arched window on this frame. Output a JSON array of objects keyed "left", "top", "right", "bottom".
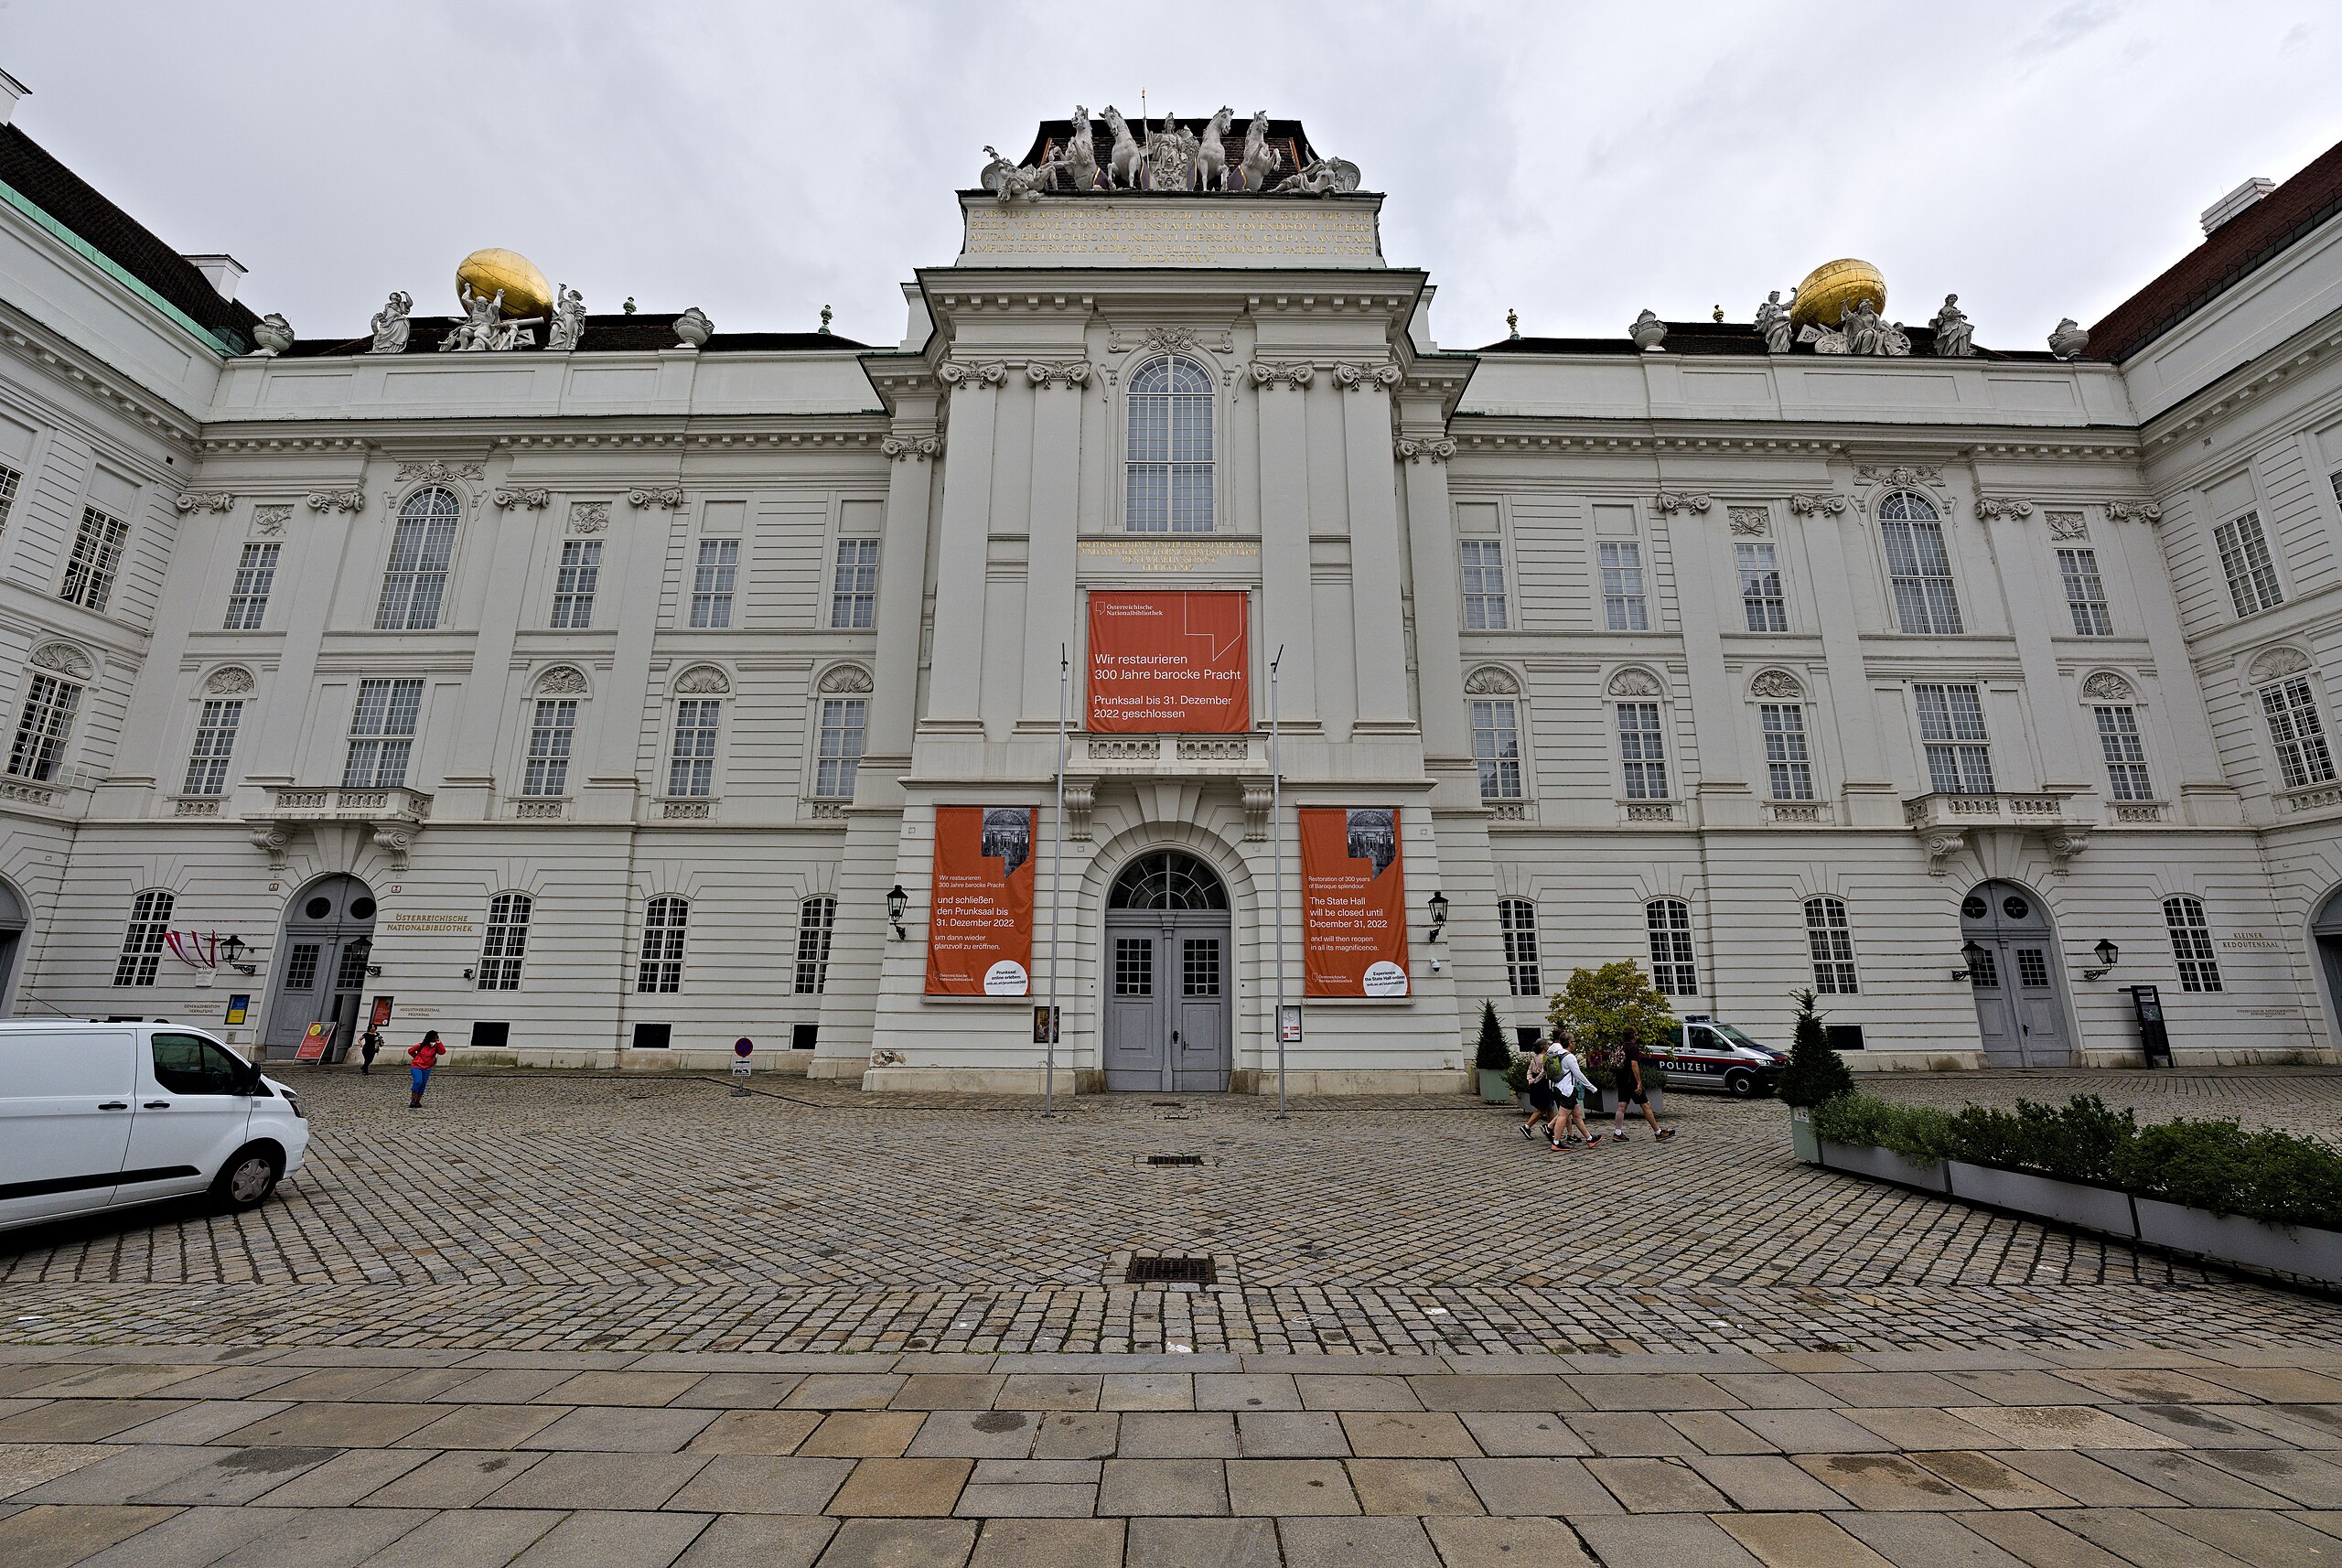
[
  {"left": 1109, "top": 851, "right": 1229, "bottom": 909},
  {"left": 1878, "top": 490, "right": 1962, "bottom": 634},
  {"left": 1126, "top": 355, "right": 1213, "bottom": 533},
  {"left": 477, "top": 892, "right": 532, "bottom": 990},
  {"left": 377, "top": 486, "right": 462, "bottom": 630},
  {"left": 637, "top": 896, "right": 688, "bottom": 993},
  {"left": 1499, "top": 897, "right": 1542, "bottom": 996}
]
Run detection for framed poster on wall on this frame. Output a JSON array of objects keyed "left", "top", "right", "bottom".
[
  {"left": 1299, "top": 806, "right": 1409, "bottom": 998},
  {"left": 1086, "top": 589, "right": 1250, "bottom": 733},
  {"left": 926, "top": 806, "right": 1037, "bottom": 996}
]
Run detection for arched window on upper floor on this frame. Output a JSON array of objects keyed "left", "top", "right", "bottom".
[
  {"left": 1126, "top": 355, "right": 1213, "bottom": 533},
  {"left": 377, "top": 486, "right": 462, "bottom": 630}
]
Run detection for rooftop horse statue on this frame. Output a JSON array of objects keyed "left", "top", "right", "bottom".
[
  {"left": 1198, "top": 107, "right": 1235, "bottom": 191},
  {"left": 1238, "top": 111, "right": 1276, "bottom": 191},
  {"left": 1058, "top": 105, "right": 1101, "bottom": 192},
  {"left": 1100, "top": 106, "right": 1143, "bottom": 190}
]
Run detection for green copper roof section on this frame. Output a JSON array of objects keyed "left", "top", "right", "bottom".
[{"left": 0, "top": 175, "right": 239, "bottom": 357}]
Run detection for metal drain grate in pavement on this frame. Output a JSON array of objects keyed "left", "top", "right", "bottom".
[
  {"left": 1145, "top": 1154, "right": 1205, "bottom": 1166},
  {"left": 1126, "top": 1255, "right": 1217, "bottom": 1284}
]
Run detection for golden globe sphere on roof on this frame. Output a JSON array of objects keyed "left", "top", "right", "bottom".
[
  {"left": 1789, "top": 258, "right": 1887, "bottom": 332},
  {"left": 454, "top": 248, "right": 553, "bottom": 320}
]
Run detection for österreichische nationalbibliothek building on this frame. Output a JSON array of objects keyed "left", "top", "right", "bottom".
[{"left": 5, "top": 81, "right": 2342, "bottom": 1091}]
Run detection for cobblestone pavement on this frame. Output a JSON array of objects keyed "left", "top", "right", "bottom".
[
  {"left": 1, "top": 1069, "right": 2337, "bottom": 1359},
  {"left": 4, "top": 1341, "right": 2342, "bottom": 1567}
]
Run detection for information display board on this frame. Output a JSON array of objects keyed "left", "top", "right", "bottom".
[
  {"left": 1298, "top": 807, "right": 1409, "bottom": 998},
  {"left": 926, "top": 806, "right": 1037, "bottom": 996},
  {"left": 1086, "top": 590, "right": 1250, "bottom": 733},
  {"left": 294, "top": 1021, "right": 336, "bottom": 1062}
]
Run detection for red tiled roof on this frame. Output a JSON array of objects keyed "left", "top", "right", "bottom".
[{"left": 2088, "top": 136, "right": 2342, "bottom": 363}]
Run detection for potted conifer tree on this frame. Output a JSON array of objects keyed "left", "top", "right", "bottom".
[
  {"left": 1475, "top": 1001, "right": 1514, "bottom": 1103},
  {"left": 1778, "top": 988, "right": 1853, "bottom": 1164}
]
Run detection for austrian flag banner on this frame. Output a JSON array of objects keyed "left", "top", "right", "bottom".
[
  {"left": 1299, "top": 806, "right": 1410, "bottom": 998},
  {"left": 925, "top": 806, "right": 1037, "bottom": 996},
  {"left": 1086, "top": 590, "right": 1250, "bottom": 733}
]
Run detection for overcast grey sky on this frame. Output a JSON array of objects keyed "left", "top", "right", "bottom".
[{"left": 5, "top": 2, "right": 2337, "bottom": 351}]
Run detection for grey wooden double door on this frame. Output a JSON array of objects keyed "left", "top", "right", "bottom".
[
  {"left": 264, "top": 875, "right": 377, "bottom": 1058},
  {"left": 1961, "top": 881, "right": 2074, "bottom": 1068},
  {"left": 1103, "top": 853, "right": 1232, "bottom": 1092}
]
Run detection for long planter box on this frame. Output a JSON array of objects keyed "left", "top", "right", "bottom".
[
  {"left": 1818, "top": 1139, "right": 1948, "bottom": 1193},
  {"left": 1946, "top": 1161, "right": 2136, "bottom": 1236},
  {"left": 1807, "top": 1133, "right": 2342, "bottom": 1285},
  {"left": 2136, "top": 1197, "right": 2342, "bottom": 1281}
]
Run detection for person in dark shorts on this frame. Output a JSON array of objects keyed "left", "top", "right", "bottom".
[
  {"left": 1520, "top": 1043, "right": 1560, "bottom": 1141},
  {"left": 1549, "top": 1037, "right": 1598, "bottom": 1148},
  {"left": 359, "top": 1028, "right": 383, "bottom": 1075},
  {"left": 1610, "top": 1035, "right": 1675, "bottom": 1142}
]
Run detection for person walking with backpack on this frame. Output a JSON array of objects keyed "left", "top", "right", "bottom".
[
  {"left": 1549, "top": 1036, "right": 1600, "bottom": 1149},
  {"left": 407, "top": 1030, "right": 446, "bottom": 1109},
  {"left": 1519, "top": 1040, "right": 1560, "bottom": 1143},
  {"left": 1610, "top": 1033, "right": 1675, "bottom": 1142}
]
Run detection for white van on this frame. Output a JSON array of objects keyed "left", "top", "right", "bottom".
[{"left": 0, "top": 1022, "right": 309, "bottom": 1232}]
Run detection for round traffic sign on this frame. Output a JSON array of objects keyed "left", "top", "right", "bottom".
[{"left": 734, "top": 1037, "right": 754, "bottom": 1058}]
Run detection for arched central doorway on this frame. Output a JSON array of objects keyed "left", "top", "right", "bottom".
[
  {"left": 0, "top": 876, "right": 26, "bottom": 1016},
  {"left": 1104, "top": 851, "right": 1233, "bottom": 1091},
  {"left": 2311, "top": 887, "right": 2342, "bottom": 1048},
  {"left": 263, "top": 875, "right": 378, "bottom": 1059},
  {"left": 1960, "top": 880, "right": 2073, "bottom": 1067}
]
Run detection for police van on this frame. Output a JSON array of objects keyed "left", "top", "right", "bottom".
[{"left": 1655, "top": 1015, "right": 1786, "bottom": 1098}]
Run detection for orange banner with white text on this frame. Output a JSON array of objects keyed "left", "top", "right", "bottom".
[
  {"left": 1086, "top": 590, "right": 1250, "bottom": 733},
  {"left": 1299, "top": 807, "right": 1410, "bottom": 998},
  {"left": 925, "top": 806, "right": 1037, "bottom": 996}
]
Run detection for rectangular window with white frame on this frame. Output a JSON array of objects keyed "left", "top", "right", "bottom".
[
  {"left": 1914, "top": 682, "right": 1994, "bottom": 794},
  {"left": 1804, "top": 897, "right": 1859, "bottom": 993},
  {"left": 1459, "top": 539, "right": 1509, "bottom": 630},
  {"left": 1470, "top": 698, "right": 1522, "bottom": 800},
  {"left": 1617, "top": 701, "right": 1669, "bottom": 799},
  {"left": 669, "top": 699, "right": 721, "bottom": 797},
  {"left": 182, "top": 699, "right": 242, "bottom": 797},
  {"left": 1645, "top": 898, "right": 1697, "bottom": 995},
  {"left": 343, "top": 678, "right": 423, "bottom": 789},
  {"left": 476, "top": 892, "right": 531, "bottom": 990},
  {"left": 794, "top": 896, "right": 837, "bottom": 994},
  {"left": 2260, "top": 674, "right": 2337, "bottom": 789},
  {"left": 2162, "top": 895, "right": 2223, "bottom": 993},
  {"left": 813, "top": 697, "right": 866, "bottom": 800},
  {"left": 2214, "top": 511, "right": 2283, "bottom": 618},
  {"left": 223, "top": 541, "right": 280, "bottom": 630},
  {"left": 831, "top": 538, "right": 878, "bottom": 628},
  {"left": 2057, "top": 547, "right": 2113, "bottom": 636},
  {"left": 1760, "top": 703, "right": 1814, "bottom": 800},
  {"left": 550, "top": 539, "right": 600, "bottom": 628},
  {"left": 2093, "top": 705, "right": 2154, "bottom": 801},
  {"left": 7, "top": 671, "right": 81, "bottom": 782},
  {"left": 60, "top": 506, "right": 129, "bottom": 612},
  {"left": 1499, "top": 897, "right": 1542, "bottom": 997},
  {"left": 1736, "top": 542, "right": 1788, "bottom": 632},
  {"left": 690, "top": 538, "right": 738, "bottom": 628},
  {"left": 113, "top": 889, "right": 174, "bottom": 986},
  {"left": 1599, "top": 541, "right": 1648, "bottom": 630},
  {"left": 0, "top": 463, "right": 19, "bottom": 532},
  {"left": 522, "top": 699, "right": 577, "bottom": 797},
  {"left": 636, "top": 896, "right": 689, "bottom": 993}
]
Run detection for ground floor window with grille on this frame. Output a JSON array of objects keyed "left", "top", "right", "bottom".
[
  {"left": 1803, "top": 897, "right": 1858, "bottom": 993},
  {"left": 1645, "top": 898, "right": 1697, "bottom": 995},
  {"left": 1499, "top": 897, "right": 1542, "bottom": 996},
  {"left": 113, "top": 889, "right": 175, "bottom": 986},
  {"left": 637, "top": 896, "right": 688, "bottom": 993},
  {"left": 477, "top": 893, "right": 532, "bottom": 990},
  {"left": 2163, "top": 895, "right": 2223, "bottom": 992},
  {"left": 794, "top": 897, "right": 836, "bottom": 994}
]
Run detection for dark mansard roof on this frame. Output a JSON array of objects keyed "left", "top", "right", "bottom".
[
  {"left": 0, "top": 124, "right": 263, "bottom": 353},
  {"left": 280, "top": 317, "right": 867, "bottom": 357},
  {"left": 1475, "top": 321, "right": 2058, "bottom": 360},
  {"left": 2088, "top": 135, "right": 2342, "bottom": 363}
]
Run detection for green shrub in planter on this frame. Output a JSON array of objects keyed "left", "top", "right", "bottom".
[
  {"left": 1475, "top": 1002, "right": 1511, "bottom": 1072},
  {"left": 2114, "top": 1120, "right": 2342, "bottom": 1230},
  {"left": 1777, "top": 989, "right": 1853, "bottom": 1109},
  {"left": 1811, "top": 1094, "right": 1960, "bottom": 1161},
  {"left": 1550, "top": 961, "right": 1667, "bottom": 1094},
  {"left": 1950, "top": 1095, "right": 2135, "bottom": 1187},
  {"left": 1504, "top": 1053, "right": 1535, "bottom": 1094}
]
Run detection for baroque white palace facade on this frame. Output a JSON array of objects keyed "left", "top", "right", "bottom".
[{"left": 5, "top": 90, "right": 2342, "bottom": 1090}]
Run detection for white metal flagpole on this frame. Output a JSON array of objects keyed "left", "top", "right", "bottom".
[
  {"left": 1047, "top": 644, "right": 1066, "bottom": 1117},
  {"left": 1271, "top": 646, "right": 1286, "bottom": 1120}
]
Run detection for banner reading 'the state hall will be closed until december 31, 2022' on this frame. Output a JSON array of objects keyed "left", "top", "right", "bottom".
[
  {"left": 1086, "top": 590, "right": 1250, "bottom": 734},
  {"left": 925, "top": 806, "right": 1036, "bottom": 996},
  {"left": 1299, "top": 806, "right": 1409, "bottom": 998}
]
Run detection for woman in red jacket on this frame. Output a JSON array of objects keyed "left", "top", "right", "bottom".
[{"left": 407, "top": 1031, "right": 446, "bottom": 1108}]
